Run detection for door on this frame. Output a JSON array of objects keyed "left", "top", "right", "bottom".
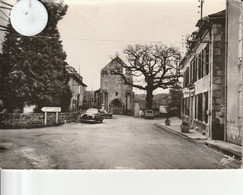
[{"left": 109, "top": 99, "right": 124, "bottom": 115}]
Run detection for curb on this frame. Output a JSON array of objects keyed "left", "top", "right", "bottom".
[
  {"left": 205, "top": 142, "right": 242, "bottom": 160},
  {"left": 155, "top": 123, "right": 242, "bottom": 159},
  {"left": 155, "top": 123, "right": 194, "bottom": 141}
]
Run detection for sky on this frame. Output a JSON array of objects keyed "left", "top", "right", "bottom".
[
  {"left": 58, "top": 0, "right": 226, "bottom": 92},
  {"left": 0, "top": 0, "right": 226, "bottom": 93}
]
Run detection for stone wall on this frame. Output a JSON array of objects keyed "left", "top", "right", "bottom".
[
  {"left": 0, "top": 112, "right": 80, "bottom": 129},
  {"left": 226, "top": 123, "right": 242, "bottom": 146},
  {"left": 211, "top": 22, "right": 226, "bottom": 140}
]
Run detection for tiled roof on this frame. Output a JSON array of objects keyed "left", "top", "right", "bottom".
[
  {"left": 101, "top": 56, "right": 127, "bottom": 72},
  {"left": 66, "top": 65, "right": 87, "bottom": 87}
]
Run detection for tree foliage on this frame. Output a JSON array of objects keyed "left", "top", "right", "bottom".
[
  {"left": 113, "top": 44, "right": 182, "bottom": 109},
  {"left": 167, "top": 84, "right": 183, "bottom": 117},
  {"left": 0, "top": 0, "right": 71, "bottom": 112}
]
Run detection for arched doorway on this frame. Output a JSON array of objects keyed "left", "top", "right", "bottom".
[{"left": 109, "top": 99, "right": 124, "bottom": 115}]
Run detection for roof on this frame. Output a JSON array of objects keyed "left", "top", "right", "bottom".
[
  {"left": 180, "top": 10, "right": 226, "bottom": 68},
  {"left": 101, "top": 56, "right": 127, "bottom": 73},
  {"left": 208, "top": 10, "right": 226, "bottom": 18},
  {"left": 196, "top": 10, "right": 225, "bottom": 27},
  {"left": 66, "top": 65, "right": 87, "bottom": 87}
]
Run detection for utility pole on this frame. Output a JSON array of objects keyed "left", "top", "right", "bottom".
[
  {"left": 198, "top": 0, "right": 205, "bottom": 20},
  {"left": 200, "top": 0, "right": 204, "bottom": 20}
]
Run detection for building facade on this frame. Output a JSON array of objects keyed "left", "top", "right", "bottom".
[
  {"left": 181, "top": 1, "right": 242, "bottom": 146},
  {"left": 181, "top": 10, "right": 226, "bottom": 140},
  {"left": 94, "top": 57, "right": 134, "bottom": 115},
  {"left": 67, "top": 65, "right": 87, "bottom": 111},
  {"left": 225, "top": 0, "right": 242, "bottom": 145},
  {"left": 83, "top": 91, "right": 95, "bottom": 109}
]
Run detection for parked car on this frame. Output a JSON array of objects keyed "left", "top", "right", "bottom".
[
  {"left": 99, "top": 109, "right": 112, "bottom": 119},
  {"left": 81, "top": 108, "right": 104, "bottom": 123},
  {"left": 144, "top": 109, "right": 154, "bottom": 119}
]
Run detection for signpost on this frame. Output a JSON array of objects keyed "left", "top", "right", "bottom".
[{"left": 41, "top": 107, "right": 61, "bottom": 125}]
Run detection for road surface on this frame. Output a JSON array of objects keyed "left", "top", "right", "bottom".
[{"left": 0, "top": 115, "right": 241, "bottom": 169}]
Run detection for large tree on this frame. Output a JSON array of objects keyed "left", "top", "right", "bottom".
[
  {"left": 113, "top": 44, "right": 182, "bottom": 109},
  {"left": 0, "top": 0, "right": 71, "bottom": 112},
  {"left": 167, "top": 84, "right": 183, "bottom": 117}
]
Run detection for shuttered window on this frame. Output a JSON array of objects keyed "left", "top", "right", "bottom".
[{"left": 205, "top": 44, "right": 209, "bottom": 75}]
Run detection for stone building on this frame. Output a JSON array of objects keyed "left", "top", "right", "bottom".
[
  {"left": 225, "top": 0, "right": 242, "bottom": 145},
  {"left": 181, "top": 1, "right": 242, "bottom": 146},
  {"left": 83, "top": 91, "right": 95, "bottom": 109},
  {"left": 94, "top": 57, "right": 134, "bottom": 115},
  {"left": 67, "top": 65, "right": 87, "bottom": 111},
  {"left": 181, "top": 10, "right": 226, "bottom": 140}
]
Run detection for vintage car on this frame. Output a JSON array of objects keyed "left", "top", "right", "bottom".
[
  {"left": 144, "top": 109, "right": 154, "bottom": 119},
  {"left": 81, "top": 108, "right": 104, "bottom": 123}
]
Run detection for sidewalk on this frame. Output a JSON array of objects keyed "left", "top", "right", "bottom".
[{"left": 156, "top": 117, "right": 242, "bottom": 159}]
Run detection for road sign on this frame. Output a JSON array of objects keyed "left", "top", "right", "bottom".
[
  {"left": 41, "top": 107, "right": 61, "bottom": 125},
  {"left": 41, "top": 107, "right": 61, "bottom": 112}
]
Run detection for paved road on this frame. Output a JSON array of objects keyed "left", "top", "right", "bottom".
[{"left": 0, "top": 115, "right": 241, "bottom": 169}]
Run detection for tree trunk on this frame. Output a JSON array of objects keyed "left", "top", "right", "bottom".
[{"left": 146, "top": 89, "right": 153, "bottom": 109}]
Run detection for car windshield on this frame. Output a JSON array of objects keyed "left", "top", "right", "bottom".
[{"left": 86, "top": 109, "right": 98, "bottom": 114}]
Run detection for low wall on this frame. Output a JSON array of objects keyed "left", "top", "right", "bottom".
[
  {"left": 193, "top": 120, "right": 208, "bottom": 135},
  {"left": 181, "top": 114, "right": 209, "bottom": 136},
  {"left": 0, "top": 112, "right": 80, "bottom": 129},
  {"left": 226, "top": 123, "right": 242, "bottom": 146}
]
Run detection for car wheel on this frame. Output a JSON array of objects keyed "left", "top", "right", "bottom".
[{"left": 100, "top": 120, "right": 103, "bottom": 123}]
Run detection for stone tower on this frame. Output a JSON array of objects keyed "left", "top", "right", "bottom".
[{"left": 96, "top": 57, "right": 134, "bottom": 115}]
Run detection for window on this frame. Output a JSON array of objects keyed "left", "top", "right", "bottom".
[
  {"left": 183, "top": 68, "right": 190, "bottom": 87},
  {"left": 190, "top": 96, "right": 193, "bottom": 117},
  {"left": 195, "top": 95, "right": 197, "bottom": 119},
  {"left": 193, "top": 58, "right": 197, "bottom": 82},
  {"left": 115, "top": 92, "right": 118, "bottom": 96},
  {"left": 201, "top": 52, "right": 204, "bottom": 78},
  {"left": 182, "top": 98, "right": 184, "bottom": 114},
  {"left": 190, "top": 61, "right": 193, "bottom": 84},
  {"left": 204, "top": 92, "right": 208, "bottom": 123},
  {"left": 185, "top": 67, "right": 189, "bottom": 87},
  {"left": 198, "top": 93, "right": 203, "bottom": 121},
  {"left": 205, "top": 44, "right": 209, "bottom": 75},
  {"left": 183, "top": 73, "right": 186, "bottom": 88},
  {"left": 198, "top": 53, "right": 203, "bottom": 79}
]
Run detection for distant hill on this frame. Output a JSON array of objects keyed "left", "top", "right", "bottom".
[{"left": 135, "top": 93, "right": 170, "bottom": 109}]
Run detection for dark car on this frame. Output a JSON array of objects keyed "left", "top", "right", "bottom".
[
  {"left": 144, "top": 109, "right": 154, "bottom": 119},
  {"left": 81, "top": 108, "right": 104, "bottom": 123}
]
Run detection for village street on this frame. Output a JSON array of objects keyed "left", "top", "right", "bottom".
[{"left": 0, "top": 115, "right": 240, "bottom": 169}]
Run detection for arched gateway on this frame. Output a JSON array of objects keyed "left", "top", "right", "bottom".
[
  {"left": 94, "top": 57, "right": 134, "bottom": 115},
  {"left": 109, "top": 99, "right": 124, "bottom": 115}
]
